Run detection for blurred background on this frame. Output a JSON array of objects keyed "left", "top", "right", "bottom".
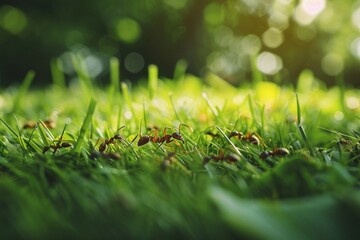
[{"left": 0, "top": 0, "right": 359, "bottom": 87}]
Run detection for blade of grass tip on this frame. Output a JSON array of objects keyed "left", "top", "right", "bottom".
[
  {"left": 110, "top": 57, "right": 120, "bottom": 94},
  {"left": 295, "top": 93, "right": 302, "bottom": 125},
  {"left": 143, "top": 102, "right": 148, "bottom": 129},
  {"left": 71, "top": 53, "right": 93, "bottom": 97},
  {"left": 116, "top": 104, "right": 122, "bottom": 131},
  {"left": 107, "top": 57, "right": 121, "bottom": 127},
  {"left": 39, "top": 120, "right": 55, "bottom": 140},
  {"left": 25, "top": 124, "right": 42, "bottom": 153},
  {"left": 319, "top": 127, "right": 357, "bottom": 140},
  {"left": 295, "top": 93, "right": 314, "bottom": 156},
  {"left": 173, "top": 59, "right": 188, "bottom": 81},
  {"left": 0, "top": 117, "right": 19, "bottom": 138},
  {"left": 336, "top": 73, "right": 346, "bottom": 114},
  {"left": 37, "top": 122, "right": 50, "bottom": 146},
  {"left": 248, "top": 94, "right": 259, "bottom": 128},
  {"left": 12, "top": 70, "right": 35, "bottom": 113},
  {"left": 260, "top": 104, "right": 265, "bottom": 134},
  {"left": 275, "top": 123, "right": 284, "bottom": 146},
  {"left": 169, "top": 93, "right": 181, "bottom": 122},
  {"left": 250, "top": 54, "right": 262, "bottom": 84},
  {"left": 59, "top": 123, "right": 67, "bottom": 141},
  {"left": 352, "top": 130, "right": 360, "bottom": 139},
  {"left": 50, "top": 58, "right": 65, "bottom": 88},
  {"left": 13, "top": 114, "right": 27, "bottom": 151},
  {"left": 51, "top": 123, "right": 68, "bottom": 154},
  {"left": 74, "top": 99, "right": 97, "bottom": 153},
  {"left": 148, "top": 64, "right": 158, "bottom": 99},
  {"left": 108, "top": 57, "right": 121, "bottom": 113},
  {"left": 202, "top": 92, "right": 220, "bottom": 123},
  {"left": 121, "top": 82, "right": 136, "bottom": 121}
]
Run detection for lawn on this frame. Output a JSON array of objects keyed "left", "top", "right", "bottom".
[{"left": 1, "top": 60, "right": 360, "bottom": 239}]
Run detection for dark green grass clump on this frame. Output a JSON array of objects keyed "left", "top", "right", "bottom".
[{"left": 1, "top": 63, "right": 360, "bottom": 239}]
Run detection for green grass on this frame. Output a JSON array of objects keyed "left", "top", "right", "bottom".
[{"left": 0, "top": 63, "right": 360, "bottom": 239}]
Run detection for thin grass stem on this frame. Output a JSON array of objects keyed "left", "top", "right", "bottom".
[{"left": 74, "top": 99, "right": 97, "bottom": 153}]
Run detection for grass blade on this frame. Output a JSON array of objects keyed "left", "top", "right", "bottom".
[
  {"left": 248, "top": 94, "right": 258, "bottom": 128},
  {"left": 108, "top": 57, "right": 121, "bottom": 127},
  {"left": 38, "top": 120, "right": 55, "bottom": 140},
  {"left": 173, "top": 59, "right": 188, "bottom": 81},
  {"left": 13, "top": 114, "right": 27, "bottom": 151},
  {"left": 74, "top": 99, "right": 97, "bottom": 153},
  {"left": 50, "top": 58, "right": 66, "bottom": 88},
  {"left": 0, "top": 117, "right": 19, "bottom": 138},
  {"left": 12, "top": 70, "right": 35, "bottom": 113},
  {"left": 202, "top": 92, "right": 220, "bottom": 123},
  {"left": 71, "top": 53, "right": 93, "bottom": 97},
  {"left": 216, "top": 126, "right": 242, "bottom": 157},
  {"left": 121, "top": 82, "right": 136, "bottom": 121},
  {"left": 169, "top": 93, "right": 181, "bottom": 121},
  {"left": 148, "top": 64, "right": 158, "bottom": 99},
  {"left": 250, "top": 54, "right": 262, "bottom": 83},
  {"left": 37, "top": 122, "right": 50, "bottom": 146},
  {"left": 295, "top": 93, "right": 302, "bottom": 125},
  {"left": 110, "top": 57, "right": 120, "bottom": 94},
  {"left": 295, "top": 93, "right": 314, "bottom": 156}
]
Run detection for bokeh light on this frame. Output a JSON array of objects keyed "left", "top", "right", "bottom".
[
  {"left": 293, "top": 0, "right": 326, "bottom": 26},
  {"left": 352, "top": 7, "right": 360, "bottom": 31},
  {"left": 203, "top": 2, "right": 224, "bottom": 26},
  {"left": 84, "top": 55, "right": 103, "bottom": 78},
  {"left": 214, "top": 26, "right": 234, "bottom": 47},
  {"left": 334, "top": 111, "right": 344, "bottom": 121},
  {"left": 268, "top": 11, "right": 289, "bottom": 30},
  {"left": 241, "top": 35, "right": 262, "bottom": 55},
  {"left": 321, "top": 53, "right": 344, "bottom": 76},
  {"left": 301, "top": 0, "right": 326, "bottom": 17},
  {"left": 163, "top": 0, "right": 188, "bottom": 9},
  {"left": 0, "top": 5, "right": 27, "bottom": 34},
  {"left": 1, "top": 0, "right": 360, "bottom": 86},
  {"left": 115, "top": 18, "right": 141, "bottom": 43},
  {"left": 256, "top": 52, "right": 283, "bottom": 75},
  {"left": 346, "top": 96, "right": 360, "bottom": 110},
  {"left": 350, "top": 37, "right": 360, "bottom": 59},
  {"left": 262, "top": 28, "right": 284, "bottom": 48},
  {"left": 124, "top": 52, "right": 145, "bottom": 73}
]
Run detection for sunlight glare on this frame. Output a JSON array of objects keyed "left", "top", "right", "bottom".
[
  {"left": 293, "top": 0, "right": 326, "bottom": 25},
  {"left": 301, "top": 0, "right": 326, "bottom": 16}
]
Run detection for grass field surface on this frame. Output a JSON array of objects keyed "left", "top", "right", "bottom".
[{"left": 0, "top": 61, "right": 360, "bottom": 239}]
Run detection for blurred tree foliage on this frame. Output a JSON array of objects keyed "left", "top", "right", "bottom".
[{"left": 0, "top": 0, "right": 359, "bottom": 86}]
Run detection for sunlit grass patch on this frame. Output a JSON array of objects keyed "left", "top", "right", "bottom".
[{"left": 0, "top": 63, "right": 360, "bottom": 239}]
